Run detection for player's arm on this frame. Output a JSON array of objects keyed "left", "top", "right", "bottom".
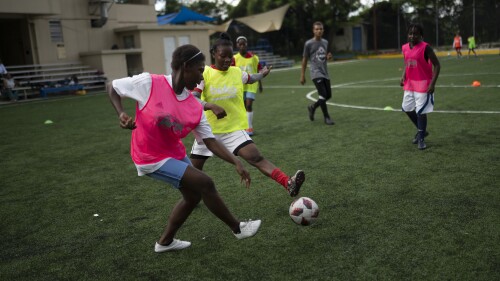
[
  {"left": 192, "top": 119, "right": 251, "bottom": 187},
  {"left": 300, "top": 56, "right": 308, "bottom": 85},
  {"left": 400, "top": 68, "right": 406, "bottom": 87},
  {"left": 425, "top": 45, "right": 441, "bottom": 94},
  {"left": 257, "top": 62, "right": 263, "bottom": 93},
  {"left": 246, "top": 66, "right": 272, "bottom": 84},
  {"left": 192, "top": 81, "right": 227, "bottom": 119},
  {"left": 203, "top": 138, "right": 251, "bottom": 188},
  {"left": 108, "top": 81, "right": 136, "bottom": 130}
]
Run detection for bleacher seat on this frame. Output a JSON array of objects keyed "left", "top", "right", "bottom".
[{"left": 5, "top": 62, "right": 107, "bottom": 100}]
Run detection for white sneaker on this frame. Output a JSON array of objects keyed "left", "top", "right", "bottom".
[
  {"left": 234, "top": 220, "right": 262, "bottom": 240},
  {"left": 154, "top": 239, "right": 191, "bottom": 253}
]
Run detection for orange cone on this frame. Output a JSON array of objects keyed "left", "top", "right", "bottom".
[{"left": 472, "top": 81, "right": 481, "bottom": 87}]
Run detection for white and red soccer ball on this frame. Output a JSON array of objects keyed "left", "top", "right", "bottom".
[{"left": 289, "top": 197, "right": 319, "bottom": 226}]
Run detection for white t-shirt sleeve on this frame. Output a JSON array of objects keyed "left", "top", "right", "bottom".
[
  {"left": 241, "top": 71, "right": 250, "bottom": 84},
  {"left": 192, "top": 113, "right": 214, "bottom": 144},
  {"left": 112, "top": 72, "right": 152, "bottom": 110}
]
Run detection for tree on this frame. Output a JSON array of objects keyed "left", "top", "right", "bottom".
[{"left": 226, "top": 0, "right": 363, "bottom": 56}]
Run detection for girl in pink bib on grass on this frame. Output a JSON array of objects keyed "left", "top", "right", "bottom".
[
  {"left": 108, "top": 44, "right": 262, "bottom": 253},
  {"left": 400, "top": 23, "right": 441, "bottom": 150}
]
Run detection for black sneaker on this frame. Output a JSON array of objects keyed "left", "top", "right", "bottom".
[
  {"left": 412, "top": 131, "right": 429, "bottom": 144},
  {"left": 307, "top": 104, "right": 315, "bottom": 121},
  {"left": 324, "top": 117, "right": 335, "bottom": 125},
  {"left": 287, "top": 170, "right": 305, "bottom": 197},
  {"left": 418, "top": 138, "right": 427, "bottom": 150}
]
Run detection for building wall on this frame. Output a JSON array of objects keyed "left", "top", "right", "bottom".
[
  {"left": 0, "top": 0, "right": 211, "bottom": 80},
  {"left": 332, "top": 24, "right": 367, "bottom": 53}
]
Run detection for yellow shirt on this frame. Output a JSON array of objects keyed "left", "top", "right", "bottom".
[
  {"left": 201, "top": 66, "right": 248, "bottom": 133},
  {"left": 233, "top": 53, "right": 259, "bottom": 94}
]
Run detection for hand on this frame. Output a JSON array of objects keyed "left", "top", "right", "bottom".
[
  {"left": 327, "top": 52, "right": 333, "bottom": 61},
  {"left": 119, "top": 112, "right": 136, "bottom": 130},
  {"left": 207, "top": 103, "right": 227, "bottom": 119},
  {"left": 258, "top": 86, "right": 263, "bottom": 93},
  {"left": 427, "top": 84, "right": 435, "bottom": 94},
  {"left": 235, "top": 161, "right": 251, "bottom": 188},
  {"left": 260, "top": 65, "right": 272, "bottom": 77},
  {"left": 300, "top": 76, "right": 306, "bottom": 85},
  {"left": 400, "top": 78, "right": 404, "bottom": 87}
]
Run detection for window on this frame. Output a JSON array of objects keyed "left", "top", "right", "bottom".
[
  {"left": 123, "top": 35, "right": 135, "bottom": 49},
  {"left": 49, "top": 20, "right": 64, "bottom": 43}
]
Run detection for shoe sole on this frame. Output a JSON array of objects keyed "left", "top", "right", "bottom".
[{"left": 289, "top": 170, "right": 305, "bottom": 197}]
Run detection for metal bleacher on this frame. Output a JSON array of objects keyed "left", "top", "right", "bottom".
[
  {"left": 6, "top": 62, "right": 107, "bottom": 99},
  {"left": 249, "top": 50, "right": 295, "bottom": 69}
]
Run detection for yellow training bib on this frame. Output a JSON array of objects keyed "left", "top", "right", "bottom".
[{"left": 202, "top": 66, "right": 248, "bottom": 133}]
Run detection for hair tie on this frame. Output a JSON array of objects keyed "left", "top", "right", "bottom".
[{"left": 184, "top": 51, "right": 202, "bottom": 64}]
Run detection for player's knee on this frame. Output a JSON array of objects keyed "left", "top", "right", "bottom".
[
  {"left": 246, "top": 154, "right": 265, "bottom": 166},
  {"left": 198, "top": 175, "right": 216, "bottom": 194},
  {"left": 246, "top": 104, "right": 253, "bottom": 111}
]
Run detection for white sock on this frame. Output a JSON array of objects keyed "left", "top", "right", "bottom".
[{"left": 247, "top": 111, "right": 253, "bottom": 128}]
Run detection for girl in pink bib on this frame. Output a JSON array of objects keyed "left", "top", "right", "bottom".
[
  {"left": 400, "top": 23, "right": 441, "bottom": 150},
  {"left": 109, "top": 45, "right": 262, "bottom": 253}
]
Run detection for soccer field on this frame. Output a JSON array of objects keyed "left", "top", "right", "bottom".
[{"left": 1, "top": 55, "right": 499, "bottom": 280}]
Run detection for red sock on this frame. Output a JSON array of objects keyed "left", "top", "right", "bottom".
[{"left": 271, "top": 168, "right": 289, "bottom": 189}]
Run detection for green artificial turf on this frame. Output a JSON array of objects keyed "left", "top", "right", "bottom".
[{"left": 1, "top": 55, "right": 499, "bottom": 280}]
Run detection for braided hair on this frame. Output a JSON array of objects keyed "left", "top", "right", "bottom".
[
  {"left": 408, "top": 23, "right": 424, "bottom": 36},
  {"left": 210, "top": 32, "right": 233, "bottom": 55}
]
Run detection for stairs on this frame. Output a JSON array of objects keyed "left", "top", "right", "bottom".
[
  {"left": 249, "top": 50, "right": 295, "bottom": 68},
  {"left": 6, "top": 62, "right": 107, "bottom": 99}
]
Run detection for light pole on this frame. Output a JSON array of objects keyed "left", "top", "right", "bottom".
[
  {"left": 435, "top": 0, "right": 439, "bottom": 47},
  {"left": 373, "top": 0, "right": 377, "bottom": 52},
  {"left": 473, "top": 0, "right": 476, "bottom": 38}
]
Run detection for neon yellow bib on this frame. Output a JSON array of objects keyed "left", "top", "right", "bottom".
[
  {"left": 202, "top": 66, "right": 247, "bottom": 133},
  {"left": 234, "top": 53, "right": 259, "bottom": 94}
]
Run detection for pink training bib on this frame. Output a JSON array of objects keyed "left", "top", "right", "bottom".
[
  {"left": 131, "top": 74, "right": 202, "bottom": 164},
  {"left": 402, "top": 42, "right": 433, "bottom": 93}
]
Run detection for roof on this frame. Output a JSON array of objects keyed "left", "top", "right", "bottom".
[{"left": 157, "top": 6, "right": 215, "bottom": 25}]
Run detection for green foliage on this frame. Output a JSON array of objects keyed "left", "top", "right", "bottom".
[
  {"left": 220, "top": 0, "right": 497, "bottom": 56},
  {"left": 0, "top": 55, "right": 499, "bottom": 280},
  {"left": 189, "top": 0, "right": 230, "bottom": 23}
]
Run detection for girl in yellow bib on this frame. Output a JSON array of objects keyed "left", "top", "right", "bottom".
[
  {"left": 232, "top": 35, "right": 263, "bottom": 136},
  {"left": 191, "top": 33, "right": 305, "bottom": 197}
]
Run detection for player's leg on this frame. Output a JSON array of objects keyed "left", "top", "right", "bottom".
[
  {"left": 189, "top": 138, "right": 212, "bottom": 170},
  {"left": 181, "top": 166, "right": 261, "bottom": 240},
  {"left": 180, "top": 166, "right": 239, "bottom": 231},
  {"left": 308, "top": 79, "right": 320, "bottom": 121},
  {"left": 313, "top": 78, "right": 334, "bottom": 125},
  {"left": 224, "top": 131, "right": 305, "bottom": 196},
  {"left": 402, "top": 91, "right": 422, "bottom": 144},
  {"left": 415, "top": 92, "right": 434, "bottom": 150},
  {"left": 244, "top": 92, "right": 256, "bottom": 135},
  {"left": 147, "top": 157, "right": 198, "bottom": 252}
]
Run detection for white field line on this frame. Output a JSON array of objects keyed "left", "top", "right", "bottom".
[{"left": 267, "top": 72, "right": 500, "bottom": 114}]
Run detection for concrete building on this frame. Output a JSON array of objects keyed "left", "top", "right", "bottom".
[{"left": 0, "top": 0, "right": 212, "bottom": 81}]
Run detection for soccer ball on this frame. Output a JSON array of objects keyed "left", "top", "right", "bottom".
[{"left": 289, "top": 197, "right": 319, "bottom": 226}]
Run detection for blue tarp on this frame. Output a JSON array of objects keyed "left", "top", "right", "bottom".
[{"left": 157, "top": 6, "right": 215, "bottom": 25}]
